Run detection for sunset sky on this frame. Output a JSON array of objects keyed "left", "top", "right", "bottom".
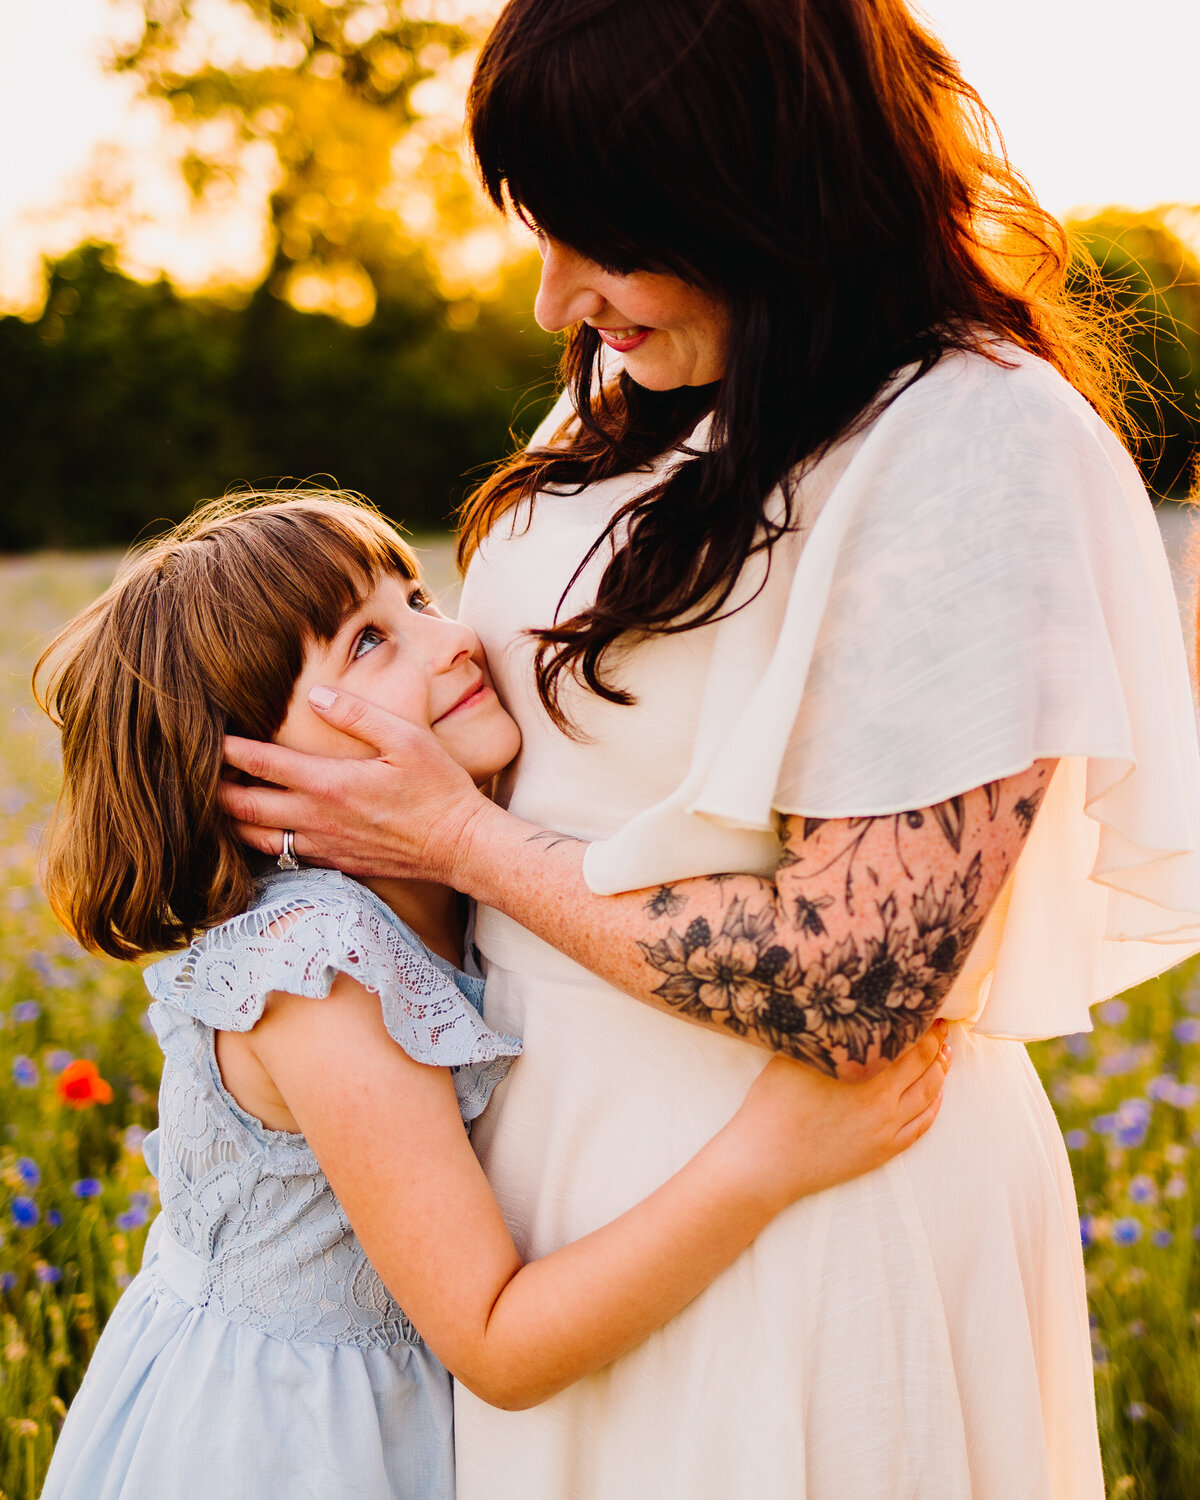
[{"left": 1, "top": 0, "right": 1196, "bottom": 312}]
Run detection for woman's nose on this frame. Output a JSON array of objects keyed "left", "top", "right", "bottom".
[{"left": 533, "top": 241, "right": 606, "bottom": 333}]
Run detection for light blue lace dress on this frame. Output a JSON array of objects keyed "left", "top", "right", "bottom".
[{"left": 42, "top": 868, "right": 521, "bottom": 1500}]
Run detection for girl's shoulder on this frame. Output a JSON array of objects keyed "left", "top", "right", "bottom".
[{"left": 144, "top": 870, "right": 520, "bottom": 1119}]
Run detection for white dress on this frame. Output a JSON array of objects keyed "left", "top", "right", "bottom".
[{"left": 453, "top": 347, "right": 1200, "bottom": 1500}]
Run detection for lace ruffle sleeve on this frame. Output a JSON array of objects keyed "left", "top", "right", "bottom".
[{"left": 145, "top": 870, "right": 520, "bottom": 1121}]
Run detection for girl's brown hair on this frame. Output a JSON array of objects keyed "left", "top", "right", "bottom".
[
  {"left": 34, "top": 492, "right": 418, "bottom": 960},
  {"left": 461, "top": 0, "right": 1131, "bottom": 728}
]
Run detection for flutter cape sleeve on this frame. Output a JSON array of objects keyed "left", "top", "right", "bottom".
[{"left": 583, "top": 348, "right": 1200, "bottom": 1038}]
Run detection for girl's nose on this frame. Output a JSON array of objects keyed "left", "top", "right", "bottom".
[
  {"left": 426, "top": 613, "right": 477, "bottom": 671},
  {"left": 533, "top": 240, "right": 606, "bottom": 333}
]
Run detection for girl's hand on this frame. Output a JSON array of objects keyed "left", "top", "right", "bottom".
[{"left": 731, "top": 1020, "right": 951, "bottom": 1211}]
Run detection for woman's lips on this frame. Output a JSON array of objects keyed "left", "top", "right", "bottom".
[{"left": 595, "top": 326, "right": 652, "bottom": 353}]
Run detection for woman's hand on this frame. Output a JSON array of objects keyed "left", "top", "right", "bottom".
[
  {"left": 220, "top": 690, "right": 490, "bottom": 884},
  {"left": 729, "top": 1021, "right": 951, "bottom": 1213}
]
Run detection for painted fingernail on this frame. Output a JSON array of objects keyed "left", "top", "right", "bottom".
[
  {"left": 940, "top": 1044, "right": 952, "bottom": 1062},
  {"left": 309, "top": 685, "right": 338, "bottom": 709},
  {"left": 935, "top": 1018, "right": 948, "bottom": 1037}
]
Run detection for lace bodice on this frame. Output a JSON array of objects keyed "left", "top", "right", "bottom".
[{"left": 140, "top": 869, "right": 521, "bottom": 1349}]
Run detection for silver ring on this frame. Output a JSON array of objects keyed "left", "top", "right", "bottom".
[{"left": 277, "top": 829, "right": 300, "bottom": 871}]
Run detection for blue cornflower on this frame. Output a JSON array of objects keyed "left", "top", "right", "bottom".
[
  {"left": 71, "top": 1179, "right": 102, "bottom": 1200},
  {"left": 1172, "top": 1084, "right": 1199, "bottom": 1109},
  {"left": 45, "top": 1210, "right": 62, "bottom": 1228},
  {"left": 1064, "top": 1129, "right": 1089, "bottom": 1151},
  {"left": 116, "top": 1203, "right": 150, "bottom": 1231},
  {"left": 1112, "top": 1218, "right": 1142, "bottom": 1245},
  {"left": 0, "top": 1272, "right": 16, "bottom": 1292},
  {"left": 12, "top": 1056, "right": 38, "bottom": 1087},
  {"left": 1128, "top": 1175, "right": 1157, "bottom": 1205},
  {"left": 1118, "top": 1098, "right": 1152, "bottom": 1126},
  {"left": 1126, "top": 1402, "right": 1147, "bottom": 1422},
  {"left": 45, "top": 1050, "right": 72, "bottom": 1074},
  {"left": 15, "top": 1157, "right": 40, "bottom": 1187},
  {"left": 1117, "top": 1121, "right": 1148, "bottom": 1148},
  {"left": 36, "top": 1265, "right": 62, "bottom": 1285},
  {"left": 1148, "top": 1075, "right": 1179, "bottom": 1102},
  {"left": 1079, "top": 1215, "right": 1095, "bottom": 1249},
  {"left": 1091, "top": 1113, "right": 1117, "bottom": 1136},
  {"left": 11, "top": 1197, "right": 39, "bottom": 1228},
  {"left": 12, "top": 1001, "right": 40, "bottom": 1023},
  {"left": 122, "top": 1125, "right": 148, "bottom": 1155},
  {"left": 1099, "top": 999, "right": 1129, "bottom": 1024},
  {"left": 1064, "top": 1033, "right": 1091, "bottom": 1059},
  {"left": 1174, "top": 1019, "right": 1200, "bottom": 1044},
  {"left": 1152, "top": 1229, "right": 1173, "bottom": 1248}
]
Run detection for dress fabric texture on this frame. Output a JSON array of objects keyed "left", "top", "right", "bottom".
[
  {"left": 453, "top": 348, "right": 1200, "bottom": 1500},
  {"left": 41, "top": 868, "right": 520, "bottom": 1500}
]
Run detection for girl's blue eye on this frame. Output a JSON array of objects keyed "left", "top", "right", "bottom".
[
  {"left": 353, "top": 627, "right": 385, "bottom": 660},
  {"left": 408, "top": 587, "right": 431, "bottom": 613}
]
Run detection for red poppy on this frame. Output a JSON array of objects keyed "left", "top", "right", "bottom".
[{"left": 55, "top": 1060, "right": 114, "bottom": 1110}]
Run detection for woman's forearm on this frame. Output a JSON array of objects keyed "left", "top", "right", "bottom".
[{"left": 454, "top": 760, "right": 1054, "bottom": 1077}]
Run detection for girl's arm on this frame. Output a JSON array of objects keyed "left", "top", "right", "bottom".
[
  {"left": 247, "top": 978, "right": 949, "bottom": 1409},
  {"left": 221, "top": 696, "right": 1054, "bottom": 1079}
]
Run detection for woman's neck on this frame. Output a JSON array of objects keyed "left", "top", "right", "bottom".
[{"left": 361, "top": 876, "right": 465, "bottom": 967}]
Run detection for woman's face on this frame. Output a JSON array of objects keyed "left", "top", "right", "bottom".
[
  {"left": 276, "top": 572, "right": 522, "bottom": 786},
  {"left": 532, "top": 233, "right": 729, "bottom": 390}
]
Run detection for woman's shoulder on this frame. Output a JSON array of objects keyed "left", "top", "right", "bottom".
[{"left": 874, "top": 343, "right": 1113, "bottom": 458}]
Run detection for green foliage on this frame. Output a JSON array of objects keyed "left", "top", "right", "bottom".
[
  {"left": 0, "top": 244, "right": 555, "bottom": 550},
  {"left": 114, "top": 0, "right": 476, "bottom": 301},
  {"left": 1070, "top": 212, "right": 1200, "bottom": 497}
]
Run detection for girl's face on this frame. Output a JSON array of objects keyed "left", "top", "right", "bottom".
[
  {"left": 532, "top": 232, "right": 729, "bottom": 390},
  {"left": 276, "top": 572, "right": 521, "bottom": 785}
]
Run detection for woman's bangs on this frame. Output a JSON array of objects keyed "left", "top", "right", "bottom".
[{"left": 471, "top": 11, "right": 714, "bottom": 282}]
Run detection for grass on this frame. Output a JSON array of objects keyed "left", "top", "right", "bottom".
[{"left": 1, "top": 551, "right": 1198, "bottom": 1499}]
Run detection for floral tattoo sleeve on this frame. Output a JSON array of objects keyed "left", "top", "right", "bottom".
[{"left": 632, "top": 761, "right": 1053, "bottom": 1075}]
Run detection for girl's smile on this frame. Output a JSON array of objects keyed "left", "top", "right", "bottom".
[{"left": 276, "top": 573, "right": 521, "bottom": 785}]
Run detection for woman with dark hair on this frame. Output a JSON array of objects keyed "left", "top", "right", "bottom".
[{"left": 223, "top": 1, "right": 1200, "bottom": 1494}]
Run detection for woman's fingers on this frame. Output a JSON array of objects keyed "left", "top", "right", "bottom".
[
  {"left": 219, "top": 776, "right": 320, "bottom": 832},
  {"left": 223, "top": 734, "right": 328, "bottom": 789},
  {"left": 306, "top": 687, "right": 432, "bottom": 759}
]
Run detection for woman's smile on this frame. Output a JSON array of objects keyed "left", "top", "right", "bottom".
[{"left": 593, "top": 325, "right": 652, "bottom": 353}]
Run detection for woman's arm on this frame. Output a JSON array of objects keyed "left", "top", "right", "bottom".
[
  {"left": 248, "top": 974, "right": 949, "bottom": 1409},
  {"left": 221, "top": 694, "right": 1053, "bottom": 1078},
  {"left": 446, "top": 761, "right": 1052, "bottom": 1077}
]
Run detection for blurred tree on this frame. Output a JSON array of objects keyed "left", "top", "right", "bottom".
[
  {"left": 112, "top": 1, "right": 506, "bottom": 322},
  {"left": 0, "top": 242, "right": 554, "bottom": 551},
  {"left": 1070, "top": 210, "right": 1200, "bottom": 497}
]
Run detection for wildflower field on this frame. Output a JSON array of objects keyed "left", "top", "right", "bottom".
[{"left": 2, "top": 553, "right": 1200, "bottom": 1500}]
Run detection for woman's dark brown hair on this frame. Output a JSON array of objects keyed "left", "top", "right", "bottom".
[
  {"left": 461, "top": 0, "right": 1128, "bottom": 727},
  {"left": 34, "top": 492, "right": 418, "bottom": 960}
]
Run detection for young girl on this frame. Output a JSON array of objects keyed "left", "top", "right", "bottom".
[{"left": 34, "top": 492, "right": 949, "bottom": 1500}]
